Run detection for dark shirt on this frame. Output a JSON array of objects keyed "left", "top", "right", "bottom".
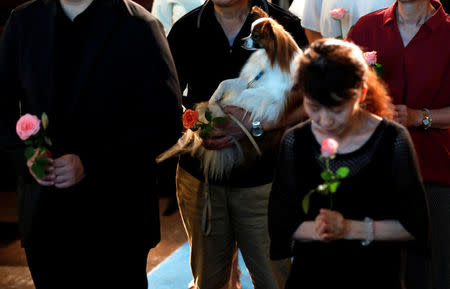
[
  {"left": 347, "top": 0, "right": 450, "bottom": 186},
  {"left": 269, "top": 119, "right": 430, "bottom": 289},
  {"left": 53, "top": 0, "right": 97, "bottom": 156},
  {"left": 168, "top": 0, "right": 308, "bottom": 187}
]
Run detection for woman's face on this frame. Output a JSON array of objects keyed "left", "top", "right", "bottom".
[{"left": 304, "top": 90, "right": 364, "bottom": 138}]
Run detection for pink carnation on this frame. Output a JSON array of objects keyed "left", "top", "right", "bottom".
[
  {"left": 364, "top": 51, "right": 378, "bottom": 66},
  {"left": 321, "top": 138, "right": 339, "bottom": 158},
  {"left": 16, "top": 114, "right": 41, "bottom": 140},
  {"left": 329, "top": 8, "right": 347, "bottom": 20}
]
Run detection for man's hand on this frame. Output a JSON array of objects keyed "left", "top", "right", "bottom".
[
  {"left": 27, "top": 153, "right": 55, "bottom": 186},
  {"left": 393, "top": 105, "right": 421, "bottom": 127},
  {"left": 314, "top": 209, "right": 349, "bottom": 242},
  {"left": 202, "top": 105, "right": 252, "bottom": 150},
  {"left": 53, "top": 154, "right": 85, "bottom": 189}
]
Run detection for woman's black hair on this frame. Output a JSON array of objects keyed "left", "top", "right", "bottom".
[{"left": 296, "top": 39, "right": 366, "bottom": 107}]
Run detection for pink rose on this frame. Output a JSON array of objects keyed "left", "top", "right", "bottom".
[
  {"left": 329, "top": 8, "right": 347, "bottom": 20},
  {"left": 16, "top": 114, "right": 41, "bottom": 141},
  {"left": 364, "top": 51, "right": 377, "bottom": 66},
  {"left": 321, "top": 138, "right": 339, "bottom": 158}
]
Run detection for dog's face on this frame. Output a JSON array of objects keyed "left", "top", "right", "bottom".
[
  {"left": 241, "top": 6, "right": 300, "bottom": 73},
  {"left": 241, "top": 17, "right": 273, "bottom": 50},
  {"left": 241, "top": 6, "right": 271, "bottom": 50}
]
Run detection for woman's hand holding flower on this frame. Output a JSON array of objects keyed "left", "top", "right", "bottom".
[{"left": 314, "top": 209, "right": 350, "bottom": 242}]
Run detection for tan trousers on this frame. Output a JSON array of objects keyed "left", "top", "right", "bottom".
[{"left": 176, "top": 167, "right": 289, "bottom": 289}]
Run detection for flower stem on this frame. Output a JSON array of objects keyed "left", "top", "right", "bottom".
[
  {"left": 339, "top": 19, "right": 343, "bottom": 39},
  {"left": 326, "top": 158, "right": 333, "bottom": 209}
]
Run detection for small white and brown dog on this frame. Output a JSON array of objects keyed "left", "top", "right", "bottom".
[{"left": 156, "top": 6, "right": 302, "bottom": 180}]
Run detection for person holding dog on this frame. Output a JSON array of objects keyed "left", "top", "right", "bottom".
[
  {"left": 167, "top": 0, "right": 307, "bottom": 288},
  {"left": 268, "top": 39, "right": 430, "bottom": 289},
  {"left": 0, "top": 0, "right": 182, "bottom": 288}
]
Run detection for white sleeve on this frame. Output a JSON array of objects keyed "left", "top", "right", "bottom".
[
  {"left": 151, "top": 0, "right": 173, "bottom": 36},
  {"left": 289, "top": 0, "right": 305, "bottom": 19},
  {"left": 297, "top": 0, "right": 323, "bottom": 32}
]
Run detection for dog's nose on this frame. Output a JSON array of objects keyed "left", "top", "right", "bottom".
[{"left": 240, "top": 36, "right": 258, "bottom": 51}]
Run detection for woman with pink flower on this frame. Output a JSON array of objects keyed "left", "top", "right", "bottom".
[{"left": 268, "top": 39, "right": 429, "bottom": 289}]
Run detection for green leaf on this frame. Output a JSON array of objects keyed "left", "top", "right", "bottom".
[
  {"left": 302, "top": 195, "right": 310, "bottom": 214},
  {"left": 41, "top": 112, "right": 49, "bottom": 130},
  {"left": 372, "top": 63, "right": 384, "bottom": 78},
  {"left": 34, "top": 157, "right": 49, "bottom": 167},
  {"left": 190, "top": 125, "right": 199, "bottom": 131},
  {"left": 24, "top": 139, "right": 33, "bottom": 146},
  {"left": 329, "top": 181, "right": 340, "bottom": 193},
  {"left": 199, "top": 129, "right": 209, "bottom": 138},
  {"left": 205, "top": 110, "right": 212, "bottom": 122},
  {"left": 199, "top": 126, "right": 211, "bottom": 135},
  {"left": 44, "top": 136, "right": 52, "bottom": 146},
  {"left": 336, "top": 166, "right": 350, "bottom": 179},
  {"left": 31, "top": 162, "right": 45, "bottom": 179},
  {"left": 38, "top": 146, "right": 46, "bottom": 155},
  {"left": 24, "top": 146, "right": 35, "bottom": 160},
  {"left": 212, "top": 117, "right": 227, "bottom": 124},
  {"left": 321, "top": 170, "right": 333, "bottom": 181}
]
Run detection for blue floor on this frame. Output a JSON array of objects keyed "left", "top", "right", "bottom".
[{"left": 147, "top": 242, "right": 253, "bottom": 289}]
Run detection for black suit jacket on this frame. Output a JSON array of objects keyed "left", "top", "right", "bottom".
[{"left": 0, "top": 0, "right": 182, "bottom": 248}]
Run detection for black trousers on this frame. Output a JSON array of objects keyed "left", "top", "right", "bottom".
[{"left": 25, "top": 242, "right": 150, "bottom": 289}]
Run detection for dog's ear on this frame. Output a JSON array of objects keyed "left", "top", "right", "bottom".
[{"left": 250, "top": 6, "right": 269, "bottom": 20}]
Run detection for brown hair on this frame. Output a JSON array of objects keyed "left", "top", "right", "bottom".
[
  {"left": 294, "top": 39, "right": 393, "bottom": 119},
  {"left": 250, "top": 6, "right": 300, "bottom": 73}
]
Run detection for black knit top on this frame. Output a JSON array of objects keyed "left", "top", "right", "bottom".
[{"left": 269, "top": 119, "right": 430, "bottom": 289}]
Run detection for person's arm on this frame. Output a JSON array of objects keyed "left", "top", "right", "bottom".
[
  {"left": 167, "top": 20, "right": 188, "bottom": 98},
  {"left": 0, "top": 11, "right": 22, "bottom": 152},
  {"left": 70, "top": 16, "right": 182, "bottom": 188},
  {"left": 269, "top": 130, "right": 305, "bottom": 259},
  {"left": 202, "top": 104, "right": 307, "bottom": 150},
  {"left": 293, "top": 209, "right": 413, "bottom": 243},
  {"left": 225, "top": 103, "right": 307, "bottom": 132},
  {"left": 135, "top": 17, "right": 183, "bottom": 158},
  {"left": 295, "top": 125, "right": 429, "bottom": 246},
  {"left": 304, "top": 28, "right": 323, "bottom": 44},
  {"left": 394, "top": 105, "right": 450, "bottom": 129},
  {"left": 151, "top": 0, "right": 173, "bottom": 35},
  {"left": 297, "top": 0, "right": 323, "bottom": 43}
]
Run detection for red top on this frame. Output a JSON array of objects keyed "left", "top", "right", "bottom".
[{"left": 347, "top": 0, "right": 450, "bottom": 185}]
